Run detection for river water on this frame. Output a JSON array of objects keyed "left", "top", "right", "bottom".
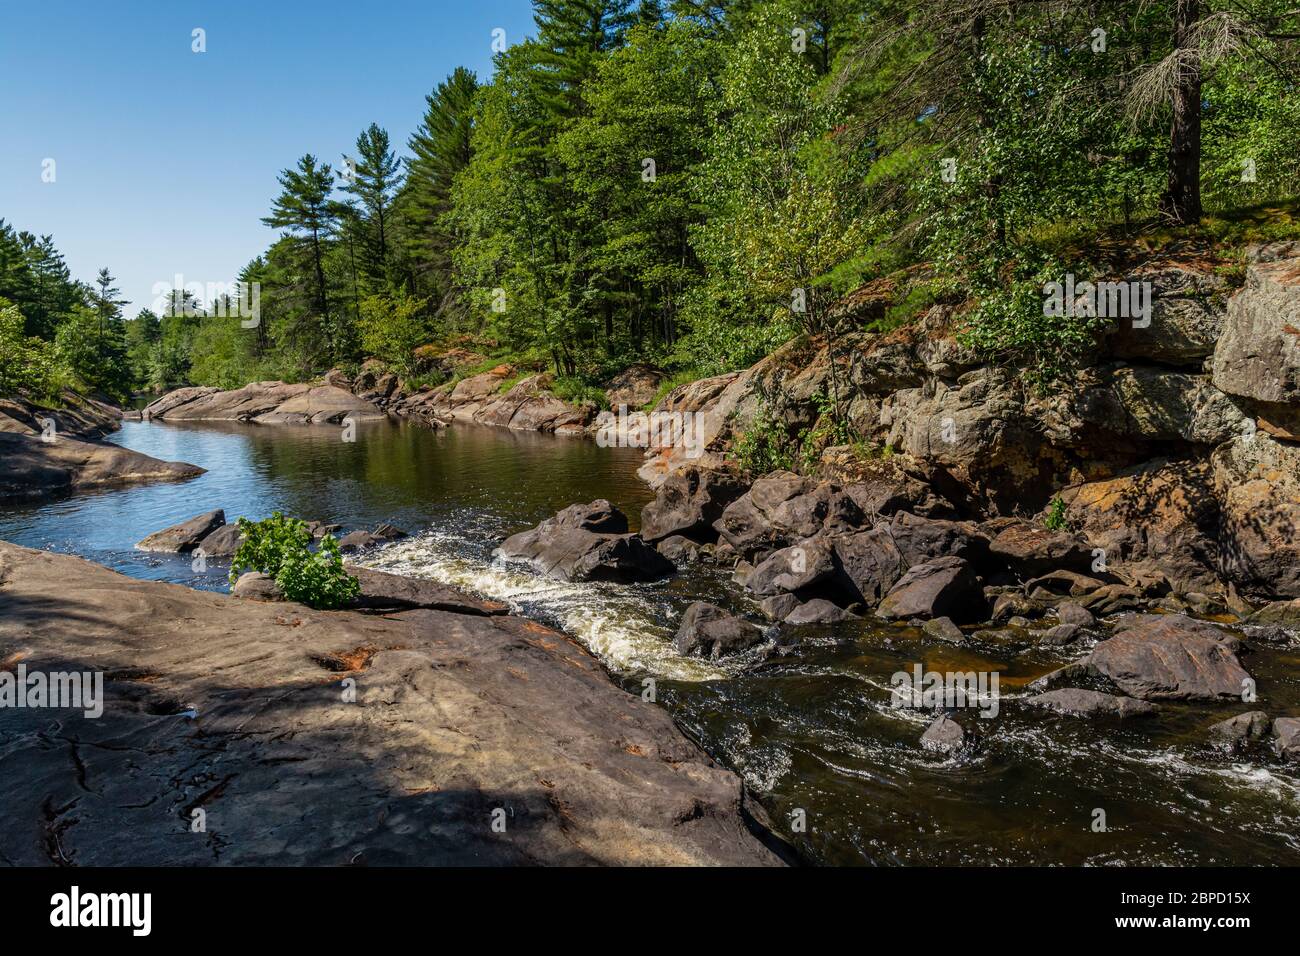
[{"left": 3, "top": 418, "right": 1299, "bottom": 865}]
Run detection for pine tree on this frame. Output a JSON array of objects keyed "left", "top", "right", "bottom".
[
  {"left": 341, "top": 123, "right": 402, "bottom": 284},
  {"left": 401, "top": 67, "right": 479, "bottom": 317},
  {"left": 261, "top": 154, "right": 338, "bottom": 342}
]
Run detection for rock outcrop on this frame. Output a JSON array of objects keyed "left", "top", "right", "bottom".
[
  {"left": 0, "top": 541, "right": 779, "bottom": 866},
  {"left": 499, "top": 501, "right": 674, "bottom": 583},
  {"left": 142, "top": 381, "right": 386, "bottom": 425},
  {"left": 0, "top": 394, "right": 204, "bottom": 502}
]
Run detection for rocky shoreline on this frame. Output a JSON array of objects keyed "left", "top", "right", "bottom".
[
  {"left": 0, "top": 541, "right": 782, "bottom": 866},
  {"left": 0, "top": 393, "right": 203, "bottom": 503}
]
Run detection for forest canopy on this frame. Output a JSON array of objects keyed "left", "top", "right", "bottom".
[{"left": 3, "top": 0, "right": 1298, "bottom": 404}]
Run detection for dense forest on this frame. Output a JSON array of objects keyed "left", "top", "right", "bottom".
[{"left": 3, "top": 0, "right": 1298, "bottom": 407}]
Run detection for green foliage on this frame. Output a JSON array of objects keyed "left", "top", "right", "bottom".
[
  {"left": 229, "top": 512, "right": 360, "bottom": 610},
  {"left": 0, "top": 300, "right": 67, "bottom": 399},
  {"left": 357, "top": 289, "right": 431, "bottom": 374},
  {"left": 1044, "top": 496, "right": 1069, "bottom": 533},
  {"left": 733, "top": 405, "right": 799, "bottom": 475}
]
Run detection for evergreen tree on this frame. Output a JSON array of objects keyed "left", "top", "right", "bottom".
[{"left": 341, "top": 123, "right": 403, "bottom": 284}]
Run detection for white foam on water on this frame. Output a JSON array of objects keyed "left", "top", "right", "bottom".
[{"left": 359, "top": 531, "right": 728, "bottom": 682}]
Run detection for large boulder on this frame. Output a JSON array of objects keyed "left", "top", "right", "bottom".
[
  {"left": 985, "top": 520, "right": 1094, "bottom": 577},
  {"left": 876, "top": 556, "right": 982, "bottom": 621},
  {"left": 1207, "top": 711, "right": 1273, "bottom": 751},
  {"left": 1212, "top": 256, "right": 1300, "bottom": 407},
  {"left": 828, "top": 528, "right": 907, "bottom": 605},
  {"left": 1058, "top": 459, "right": 1223, "bottom": 593},
  {"left": 500, "top": 502, "right": 673, "bottom": 583},
  {"left": 1274, "top": 717, "right": 1300, "bottom": 762},
  {"left": 0, "top": 541, "right": 778, "bottom": 866},
  {"left": 673, "top": 602, "right": 765, "bottom": 658},
  {"left": 1106, "top": 262, "right": 1229, "bottom": 364},
  {"left": 713, "top": 473, "right": 863, "bottom": 558},
  {"left": 640, "top": 467, "right": 746, "bottom": 543},
  {"left": 1088, "top": 614, "right": 1251, "bottom": 701},
  {"left": 195, "top": 522, "right": 245, "bottom": 558},
  {"left": 745, "top": 537, "right": 839, "bottom": 597},
  {"left": 136, "top": 509, "right": 227, "bottom": 553},
  {"left": 144, "top": 381, "right": 385, "bottom": 424},
  {"left": 348, "top": 567, "right": 508, "bottom": 616},
  {"left": 1212, "top": 434, "right": 1300, "bottom": 599}
]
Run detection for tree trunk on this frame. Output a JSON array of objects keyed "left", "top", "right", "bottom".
[{"left": 1160, "top": 0, "right": 1203, "bottom": 225}]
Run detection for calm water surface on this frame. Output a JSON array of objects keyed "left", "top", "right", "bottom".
[{"left": 3, "top": 419, "right": 1299, "bottom": 865}]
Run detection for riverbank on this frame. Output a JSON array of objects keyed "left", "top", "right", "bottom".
[
  {"left": 0, "top": 540, "right": 781, "bottom": 866},
  {"left": 0, "top": 392, "right": 204, "bottom": 503}
]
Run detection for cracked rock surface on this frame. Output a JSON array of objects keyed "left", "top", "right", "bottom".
[{"left": 0, "top": 542, "right": 778, "bottom": 866}]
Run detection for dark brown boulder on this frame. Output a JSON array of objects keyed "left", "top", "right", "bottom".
[
  {"left": 829, "top": 528, "right": 907, "bottom": 605},
  {"left": 1088, "top": 614, "right": 1251, "bottom": 701},
  {"left": 348, "top": 567, "right": 508, "bottom": 616},
  {"left": 745, "top": 538, "right": 838, "bottom": 597},
  {"left": 196, "top": 522, "right": 245, "bottom": 557},
  {"left": 1026, "top": 688, "right": 1159, "bottom": 719},
  {"left": 1274, "top": 717, "right": 1300, "bottom": 761},
  {"left": 136, "top": 510, "right": 226, "bottom": 553},
  {"left": 877, "top": 556, "right": 982, "bottom": 621},
  {"left": 986, "top": 520, "right": 1094, "bottom": 577},
  {"left": 1208, "top": 711, "right": 1272, "bottom": 751},
  {"left": 501, "top": 503, "right": 672, "bottom": 583},
  {"left": 640, "top": 468, "right": 745, "bottom": 542}
]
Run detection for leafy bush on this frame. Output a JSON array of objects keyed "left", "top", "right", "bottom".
[
  {"left": 229, "top": 511, "right": 360, "bottom": 609},
  {"left": 1044, "top": 496, "right": 1069, "bottom": 532},
  {"left": 0, "top": 301, "right": 68, "bottom": 400},
  {"left": 357, "top": 290, "right": 431, "bottom": 375}
]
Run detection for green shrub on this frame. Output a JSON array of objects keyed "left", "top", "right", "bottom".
[
  {"left": 229, "top": 511, "right": 360, "bottom": 609},
  {"left": 0, "top": 302, "right": 69, "bottom": 400},
  {"left": 1043, "top": 495, "right": 1068, "bottom": 532}
]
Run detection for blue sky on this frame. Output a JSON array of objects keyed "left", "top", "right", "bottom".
[{"left": 0, "top": 0, "right": 536, "bottom": 314}]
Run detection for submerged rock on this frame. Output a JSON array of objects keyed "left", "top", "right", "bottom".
[
  {"left": 920, "top": 715, "right": 967, "bottom": 754},
  {"left": 1207, "top": 711, "right": 1272, "bottom": 751},
  {"left": 922, "top": 616, "right": 966, "bottom": 643},
  {"left": 1026, "top": 688, "right": 1158, "bottom": 719}
]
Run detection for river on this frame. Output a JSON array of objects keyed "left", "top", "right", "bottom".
[{"left": 3, "top": 417, "right": 1299, "bottom": 865}]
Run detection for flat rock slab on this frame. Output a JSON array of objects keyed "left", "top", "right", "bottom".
[
  {"left": 143, "top": 382, "right": 386, "bottom": 425},
  {"left": 0, "top": 542, "right": 778, "bottom": 866},
  {"left": 1088, "top": 613, "right": 1251, "bottom": 701},
  {"left": 348, "top": 567, "right": 508, "bottom": 616},
  {"left": 0, "top": 431, "right": 204, "bottom": 503}
]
